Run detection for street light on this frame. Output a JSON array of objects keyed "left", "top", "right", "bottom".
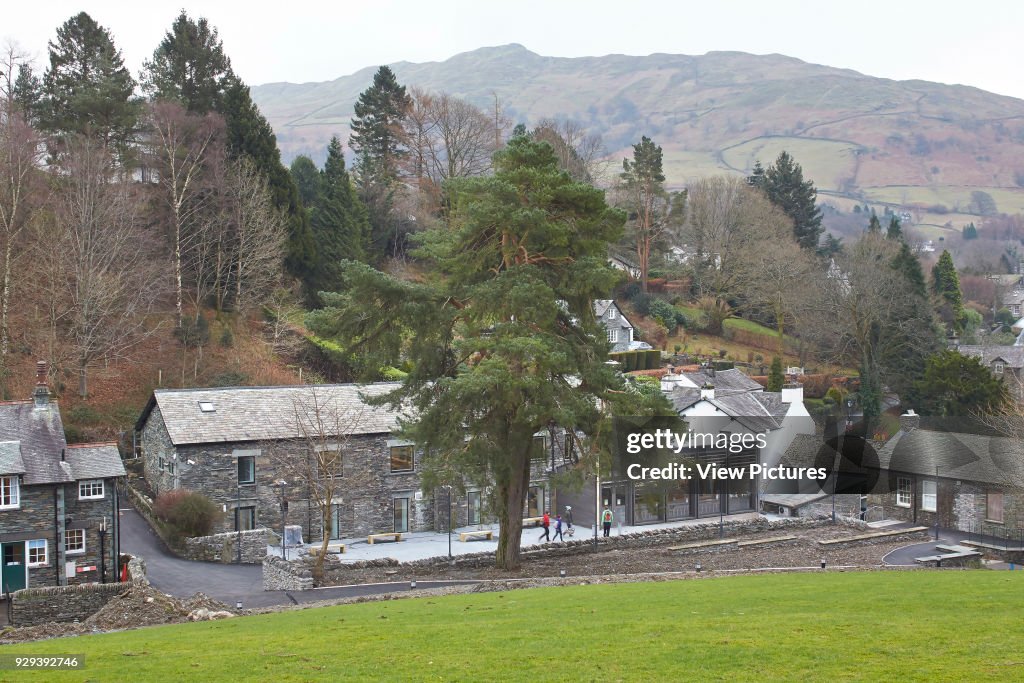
[
  {"left": 446, "top": 485, "right": 453, "bottom": 564},
  {"left": 276, "top": 480, "right": 288, "bottom": 561}
]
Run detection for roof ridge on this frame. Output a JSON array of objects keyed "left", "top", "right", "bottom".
[
  {"left": 153, "top": 382, "right": 402, "bottom": 394},
  {"left": 66, "top": 441, "right": 119, "bottom": 448}
]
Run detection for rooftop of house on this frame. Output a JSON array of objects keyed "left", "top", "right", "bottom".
[
  {"left": 0, "top": 401, "right": 124, "bottom": 485},
  {"left": 677, "top": 368, "right": 764, "bottom": 395},
  {"left": 957, "top": 345, "right": 1024, "bottom": 368},
  {"left": 878, "top": 427, "right": 1024, "bottom": 488},
  {"left": 137, "top": 383, "right": 407, "bottom": 446}
]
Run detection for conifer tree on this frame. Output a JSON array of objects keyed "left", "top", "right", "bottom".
[
  {"left": 40, "top": 12, "right": 140, "bottom": 156},
  {"left": 768, "top": 356, "right": 784, "bottom": 392},
  {"left": 142, "top": 11, "right": 233, "bottom": 114},
  {"left": 867, "top": 211, "right": 881, "bottom": 233},
  {"left": 290, "top": 155, "right": 322, "bottom": 207},
  {"left": 754, "top": 151, "right": 823, "bottom": 250},
  {"left": 886, "top": 215, "right": 902, "bottom": 240},
  {"left": 932, "top": 249, "right": 965, "bottom": 333}
]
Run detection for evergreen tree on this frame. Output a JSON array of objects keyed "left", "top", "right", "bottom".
[
  {"left": 307, "top": 137, "right": 659, "bottom": 569},
  {"left": 746, "top": 160, "right": 766, "bottom": 190},
  {"left": 962, "top": 222, "right": 978, "bottom": 240},
  {"left": 767, "top": 356, "right": 784, "bottom": 392},
  {"left": 867, "top": 211, "right": 881, "bottom": 233},
  {"left": 11, "top": 64, "right": 42, "bottom": 123},
  {"left": 307, "top": 138, "right": 370, "bottom": 299},
  {"left": 886, "top": 215, "right": 902, "bottom": 240},
  {"left": 290, "top": 155, "right": 322, "bottom": 207},
  {"left": 932, "top": 250, "right": 965, "bottom": 333},
  {"left": 756, "top": 151, "right": 823, "bottom": 250},
  {"left": 914, "top": 350, "right": 1008, "bottom": 417},
  {"left": 349, "top": 66, "right": 411, "bottom": 258},
  {"left": 222, "top": 77, "right": 314, "bottom": 281},
  {"left": 141, "top": 11, "right": 233, "bottom": 114},
  {"left": 892, "top": 241, "right": 927, "bottom": 300},
  {"left": 40, "top": 12, "right": 140, "bottom": 155},
  {"left": 817, "top": 233, "right": 844, "bottom": 258}
]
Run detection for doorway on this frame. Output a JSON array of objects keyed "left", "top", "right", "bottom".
[{"left": 1, "top": 542, "right": 26, "bottom": 593}]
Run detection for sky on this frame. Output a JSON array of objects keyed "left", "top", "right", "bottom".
[{"left": 5, "top": 1, "right": 1024, "bottom": 100}]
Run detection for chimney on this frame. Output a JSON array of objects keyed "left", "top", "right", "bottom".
[
  {"left": 781, "top": 384, "right": 803, "bottom": 404},
  {"left": 700, "top": 383, "right": 715, "bottom": 400},
  {"left": 33, "top": 361, "right": 50, "bottom": 408},
  {"left": 660, "top": 374, "right": 683, "bottom": 392},
  {"left": 899, "top": 409, "right": 919, "bottom": 433}
]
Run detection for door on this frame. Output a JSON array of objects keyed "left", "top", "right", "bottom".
[
  {"left": 393, "top": 497, "right": 410, "bottom": 533},
  {"left": 1, "top": 542, "right": 26, "bottom": 593}
]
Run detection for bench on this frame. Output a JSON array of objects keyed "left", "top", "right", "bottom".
[
  {"left": 737, "top": 535, "right": 797, "bottom": 548},
  {"left": 522, "top": 516, "right": 543, "bottom": 527},
  {"left": 459, "top": 530, "right": 494, "bottom": 542},
  {"left": 368, "top": 532, "right": 404, "bottom": 544},
  {"left": 667, "top": 539, "right": 737, "bottom": 551},
  {"left": 818, "top": 526, "right": 930, "bottom": 545},
  {"left": 308, "top": 542, "right": 346, "bottom": 555}
]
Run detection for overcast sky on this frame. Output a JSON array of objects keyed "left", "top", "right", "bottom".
[{"left": 6, "top": 1, "right": 1023, "bottom": 99}]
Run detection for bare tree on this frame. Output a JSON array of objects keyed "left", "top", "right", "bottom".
[
  {"left": 145, "top": 100, "right": 223, "bottom": 325},
  {"left": 267, "top": 388, "right": 368, "bottom": 581},
  {"left": 533, "top": 118, "right": 608, "bottom": 184},
  {"left": 0, "top": 45, "right": 44, "bottom": 380},
  {"left": 227, "top": 157, "right": 286, "bottom": 312},
  {"left": 51, "top": 136, "right": 166, "bottom": 396}
]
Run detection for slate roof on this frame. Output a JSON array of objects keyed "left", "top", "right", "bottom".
[
  {"left": 64, "top": 443, "right": 126, "bottom": 480},
  {"left": 0, "top": 441, "right": 26, "bottom": 476},
  {"left": 679, "top": 369, "right": 763, "bottom": 396},
  {"left": 0, "top": 401, "right": 72, "bottom": 485},
  {"left": 760, "top": 492, "right": 828, "bottom": 509},
  {"left": 138, "top": 383, "right": 407, "bottom": 446},
  {"left": 754, "top": 392, "right": 790, "bottom": 422},
  {"left": 878, "top": 428, "right": 1024, "bottom": 488},
  {"left": 706, "top": 392, "right": 781, "bottom": 432},
  {"left": 666, "top": 387, "right": 702, "bottom": 412},
  {"left": 958, "top": 345, "right": 1024, "bottom": 368}
]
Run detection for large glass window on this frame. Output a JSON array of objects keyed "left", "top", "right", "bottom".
[
  {"left": 527, "top": 486, "right": 543, "bottom": 517},
  {"left": 666, "top": 482, "right": 691, "bottom": 520},
  {"left": 0, "top": 476, "right": 19, "bottom": 508},
  {"left": 896, "top": 477, "right": 912, "bottom": 507},
  {"left": 390, "top": 446, "right": 414, "bottom": 472},
  {"left": 921, "top": 480, "right": 937, "bottom": 512},
  {"left": 237, "top": 456, "right": 255, "bottom": 484},
  {"left": 235, "top": 506, "right": 256, "bottom": 531},
  {"left": 987, "top": 492, "right": 1004, "bottom": 523},
  {"left": 329, "top": 504, "right": 342, "bottom": 540},
  {"left": 393, "top": 497, "right": 410, "bottom": 533}
]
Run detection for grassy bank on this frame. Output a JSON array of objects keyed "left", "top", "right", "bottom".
[{"left": 2, "top": 571, "right": 1021, "bottom": 681}]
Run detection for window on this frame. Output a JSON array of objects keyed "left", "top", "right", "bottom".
[
  {"left": 79, "top": 479, "right": 104, "bottom": 500},
  {"left": 0, "top": 476, "right": 19, "bottom": 508},
  {"left": 390, "top": 445, "right": 414, "bottom": 472},
  {"left": 65, "top": 529, "right": 85, "bottom": 555},
  {"left": 994, "top": 362, "right": 1005, "bottom": 375},
  {"left": 468, "top": 491, "right": 482, "bottom": 526},
  {"left": 987, "top": 492, "right": 1004, "bottom": 523},
  {"left": 158, "top": 456, "right": 164, "bottom": 472},
  {"left": 608, "top": 307, "right": 617, "bottom": 320},
  {"left": 530, "top": 435, "right": 546, "bottom": 463},
  {"left": 329, "top": 504, "right": 343, "bottom": 540},
  {"left": 237, "top": 455, "right": 255, "bottom": 484},
  {"left": 606, "top": 328, "right": 617, "bottom": 343},
  {"left": 921, "top": 480, "right": 937, "bottom": 512},
  {"left": 896, "top": 477, "right": 912, "bottom": 507},
  {"left": 317, "top": 449, "right": 342, "bottom": 479},
  {"left": 393, "top": 497, "right": 409, "bottom": 533},
  {"left": 235, "top": 506, "right": 256, "bottom": 531},
  {"left": 198, "top": 401, "right": 215, "bottom": 413},
  {"left": 27, "top": 539, "right": 47, "bottom": 566}
]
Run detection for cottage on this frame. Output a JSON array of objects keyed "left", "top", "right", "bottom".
[
  {"left": 135, "top": 384, "right": 567, "bottom": 542},
  {"left": 0, "top": 363, "right": 125, "bottom": 591},
  {"left": 594, "top": 300, "right": 652, "bottom": 353},
  {"left": 957, "top": 345, "right": 1024, "bottom": 401}
]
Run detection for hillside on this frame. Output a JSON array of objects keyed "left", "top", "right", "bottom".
[{"left": 252, "top": 45, "right": 1024, "bottom": 219}]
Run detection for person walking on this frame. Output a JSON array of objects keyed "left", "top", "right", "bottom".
[
  {"left": 552, "top": 514, "right": 564, "bottom": 542},
  {"left": 602, "top": 507, "right": 613, "bottom": 537},
  {"left": 539, "top": 510, "right": 551, "bottom": 542}
]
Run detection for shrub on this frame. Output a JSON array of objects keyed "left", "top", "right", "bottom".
[
  {"left": 633, "top": 294, "right": 652, "bottom": 316},
  {"left": 648, "top": 298, "right": 678, "bottom": 332},
  {"left": 618, "top": 281, "right": 642, "bottom": 301},
  {"left": 209, "top": 371, "right": 250, "bottom": 387},
  {"left": 175, "top": 315, "right": 210, "bottom": 348},
  {"left": 154, "top": 489, "right": 221, "bottom": 538},
  {"left": 219, "top": 327, "right": 234, "bottom": 348}
]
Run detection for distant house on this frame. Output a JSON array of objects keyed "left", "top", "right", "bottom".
[
  {"left": 135, "top": 384, "right": 567, "bottom": 541},
  {"left": 0, "top": 363, "right": 125, "bottom": 591},
  {"left": 1003, "top": 288, "right": 1024, "bottom": 318},
  {"left": 595, "top": 300, "right": 652, "bottom": 353},
  {"left": 607, "top": 253, "right": 641, "bottom": 279},
  {"left": 957, "top": 345, "right": 1024, "bottom": 401}
]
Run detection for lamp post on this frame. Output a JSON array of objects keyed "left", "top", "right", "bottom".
[
  {"left": 98, "top": 517, "right": 108, "bottom": 584},
  {"left": 277, "top": 480, "right": 288, "bottom": 561},
  {"left": 236, "top": 478, "right": 241, "bottom": 564},
  {"left": 446, "top": 485, "right": 453, "bottom": 564}
]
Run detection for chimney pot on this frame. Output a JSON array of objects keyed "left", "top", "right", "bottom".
[{"left": 899, "top": 409, "right": 919, "bottom": 433}]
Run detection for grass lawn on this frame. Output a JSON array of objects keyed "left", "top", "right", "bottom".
[{"left": 3, "top": 572, "right": 1022, "bottom": 681}]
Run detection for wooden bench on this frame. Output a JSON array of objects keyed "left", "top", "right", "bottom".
[
  {"left": 368, "top": 532, "right": 404, "bottom": 544},
  {"left": 818, "top": 526, "right": 929, "bottom": 545},
  {"left": 308, "top": 542, "right": 346, "bottom": 555},
  {"left": 668, "top": 539, "right": 737, "bottom": 551},
  {"left": 459, "top": 530, "right": 494, "bottom": 542},
  {"left": 522, "top": 516, "right": 543, "bottom": 528},
  {"left": 737, "top": 535, "right": 797, "bottom": 548}
]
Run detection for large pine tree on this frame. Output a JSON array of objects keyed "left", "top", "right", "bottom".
[
  {"left": 40, "top": 12, "right": 140, "bottom": 156},
  {"left": 349, "top": 66, "right": 412, "bottom": 259},
  {"left": 753, "top": 151, "right": 823, "bottom": 250},
  {"left": 932, "top": 249, "right": 965, "bottom": 334},
  {"left": 141, "top": 11, "right": 233, "bottom": 114}
]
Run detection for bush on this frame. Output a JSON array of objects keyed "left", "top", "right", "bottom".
[
  {"left": 618, "top": 281, "right": 642, "bottom": 302},
  {"left": 633, "top": 294, "right": 652, "bottom": 316},
  {"left": 208, "top": 371, "right": 250, "bottom": 387},
  {"left": 154, "top": 489, "right": 221, "bottom": 538},
  {"left": 648, "top": 298, "right": 678, "bottom": 332},
  {"left": 219, "top": 327, "right": 234, "bottom": 348},
  {"left": 175, "top": 316, "right": 210, "bottom": 348}
]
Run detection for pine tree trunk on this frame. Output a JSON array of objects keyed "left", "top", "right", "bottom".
[{"left": 494, "top": 449, "right": 530, "bottom": 570}]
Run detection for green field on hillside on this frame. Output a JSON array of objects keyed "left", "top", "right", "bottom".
[{"left": 2, "top": 572, "right": 1021, "bottom": 681}]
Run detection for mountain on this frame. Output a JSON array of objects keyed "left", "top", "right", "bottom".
[{"left": 251, "top": 44, "right": 1024, "bottom": 222}]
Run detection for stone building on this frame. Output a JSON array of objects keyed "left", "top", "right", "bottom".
[
  {"left": 595, "top": 300, "right": 652, "bottom": 353},
  {"left": 0, "top": 363, "right": 125, "bottom": 592},
  {"left": 135, "top": 383, "right": 568, "bottom": 542}
]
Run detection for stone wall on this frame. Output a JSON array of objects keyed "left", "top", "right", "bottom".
[
  {"left": 262, "top": 555, "right": 314, "bottom": 591},
  {"left": 10, "top": 581, "right": 134, "bottom": 627},
  {"left": 184, "top": 529, "right": 270, "bottom": 564}
]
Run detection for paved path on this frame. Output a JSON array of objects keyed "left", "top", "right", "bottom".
[
  {"left": 118, "top": 506, "right": 478, "bottom": 608},
  {"left": 883, "top": 528, "right": 989, "bottom": 566}
]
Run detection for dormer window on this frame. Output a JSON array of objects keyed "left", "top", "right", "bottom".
[
  {"left": 608, "top": 308, "right": 617, "bottom": 320},
  {"left": 199, "top": 401, "right": 215, "bottom": 413},
  {"left": 994, "top": 362, "right": 1004, "bottom": 375}
]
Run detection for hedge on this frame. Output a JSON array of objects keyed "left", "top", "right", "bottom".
[{"left": 609, "top": 349, "right": 661, "bottom": 372}]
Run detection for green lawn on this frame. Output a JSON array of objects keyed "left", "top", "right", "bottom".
[{"left": 2, "top": 572, "right": 1022, "bottom": 681}]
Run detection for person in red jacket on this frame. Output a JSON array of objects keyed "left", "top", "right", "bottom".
[{"left": 538, "top": 510, "right": 551, "bottom": 542}]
